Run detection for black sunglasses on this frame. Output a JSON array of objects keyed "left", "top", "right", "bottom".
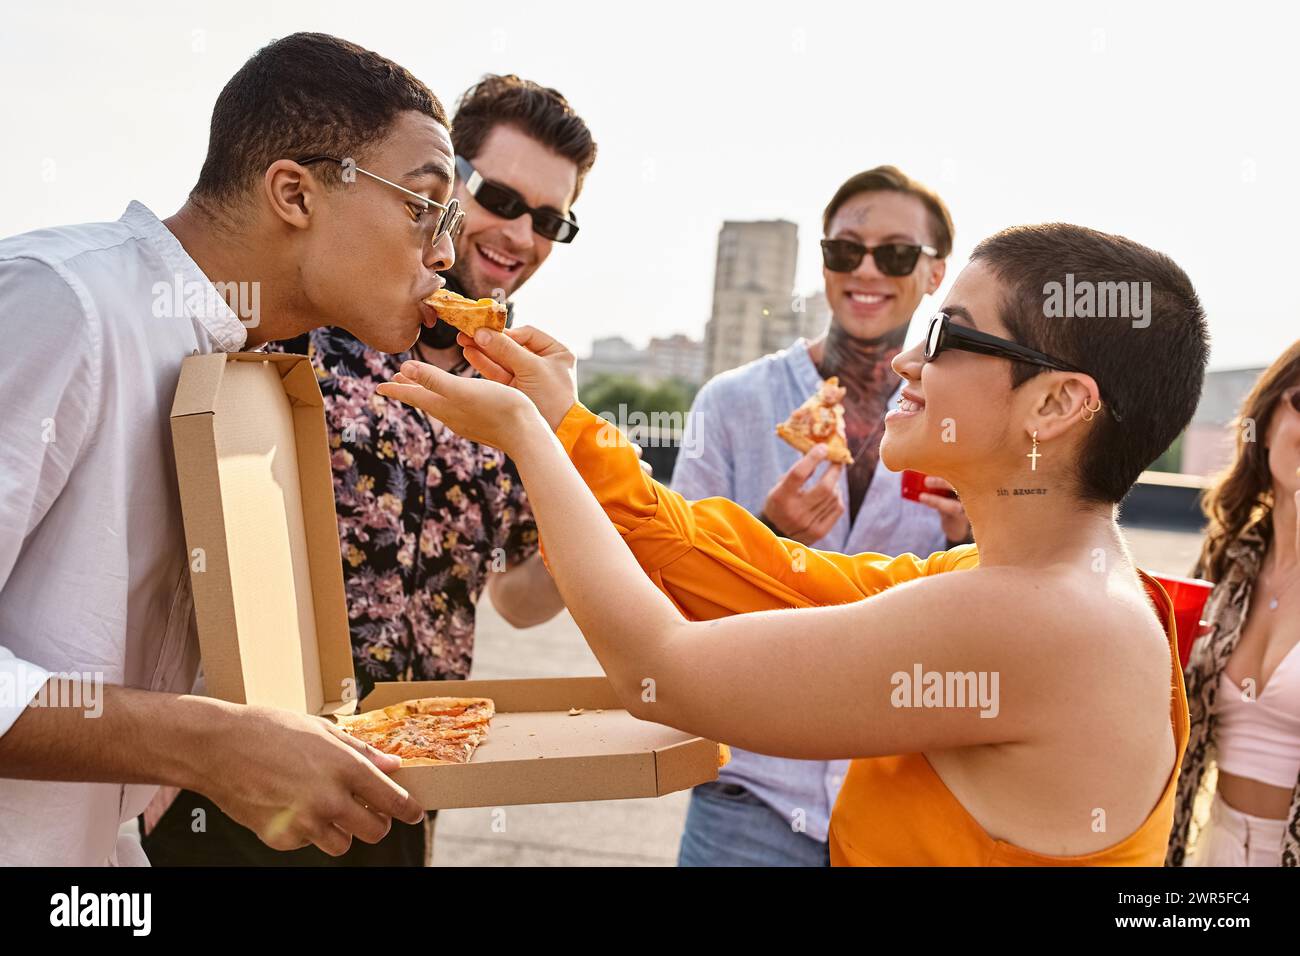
[
  {"left": 455, "top": 156, "right": 579, "bottom": 243},
  {"left": 821, "top": 238, "right": 938, "bottom": 277},
  {"left": 925, "top": 312, "right": 1123, "bottom": 423}
]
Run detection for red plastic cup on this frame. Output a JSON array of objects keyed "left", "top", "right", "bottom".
[
  {"left": 900, "top": 469, "right": 957, "bottom": 502},
  {"left": 1150, "top": 574, "right": 1214, "bottom": 668}
]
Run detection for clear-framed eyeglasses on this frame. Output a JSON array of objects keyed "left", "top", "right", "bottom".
[{"left": 296, "top": 155, "right": 464, "bottom": 243}]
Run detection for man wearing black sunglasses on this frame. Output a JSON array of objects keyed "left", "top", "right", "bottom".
[
  {"left": 671, "top": 165, "right": 971, "bottom": 868},
  {"left": 765, "top": 165, "right": 969, "bottom": 544},
  {"left": 391, "top": 76, "right": 595, "bottom": 649}
]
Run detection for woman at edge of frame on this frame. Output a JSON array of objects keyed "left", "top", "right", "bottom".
[
  {"left": 1169, "top": 340, "right": 1300, "bottom": 867},
  {"left": 380, "top": 223, "right": 1210, "bottom": 866}
]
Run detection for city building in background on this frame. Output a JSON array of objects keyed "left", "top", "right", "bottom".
[
  {"left": 576, "top": 333, "right": 706, "bottom": 389},
  {"left": 646, "top": 333, "right": 707, "bottom": 386},
  {"left": 578, "top": 219, "right": 837, "bottom": 389},
  {"left": 703, "top": 219, "right": 827, "bottom": 378},
  {"left": 577, "top": 335, "right": 642, "bottom": 387}
]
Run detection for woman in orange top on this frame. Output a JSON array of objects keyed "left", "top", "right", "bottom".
[{"left": 379, "top": 224, "right": 1208, "bottom": 865}]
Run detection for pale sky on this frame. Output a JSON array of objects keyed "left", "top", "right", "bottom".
[{"left": 2, "top": 0, "right": 1294, "bottom": 371}]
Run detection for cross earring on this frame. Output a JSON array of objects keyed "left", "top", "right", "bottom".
[{"left": 1027, "top": 430, "right": 1041, "bottom": 471}]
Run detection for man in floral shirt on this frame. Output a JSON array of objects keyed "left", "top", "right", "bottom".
[
  {"left": 306, "top": 312, "right": 544, "bottom": 697},
  {"left": 144, "top": 75, "right": 597, "bottom": 866}
]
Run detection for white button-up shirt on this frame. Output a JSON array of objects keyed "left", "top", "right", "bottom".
[{"left": 0, "top": 201, "right": 247, "bottom": 864}]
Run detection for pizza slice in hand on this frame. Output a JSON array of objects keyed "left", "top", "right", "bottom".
[
  {"left": 775, "top": 376, "right": 854, "bottom": 465},
  {"left": 422, "top": 288, "right": 507, "bottom": 336}
]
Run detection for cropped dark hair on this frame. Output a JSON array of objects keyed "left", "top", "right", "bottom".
[
  {"left": 451, "top": 74, "right": 597, "bottom": 201},
  {"left": 192, "top": 32, "right": 447, "bottom": 203},
  {"left": 823, "top": 165, "right": 954, "bottom": 258},
  {"left": 972, "top": 223, "right": 1209, "bottom": 504}
]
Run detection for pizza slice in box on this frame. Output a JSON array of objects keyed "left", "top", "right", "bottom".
[
  {"left": 336, "top": 696, "right": 494, "bottom": 766},
  {"left": 775, "top": 376, "right": 854, "bottom": 464},
  {"left": 422, "top": 288, "right": 507, "bottom": 336}
]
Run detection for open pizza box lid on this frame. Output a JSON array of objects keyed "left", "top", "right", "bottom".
[{"left": 169, "top": 351, "right": 721, "bottom": 809}]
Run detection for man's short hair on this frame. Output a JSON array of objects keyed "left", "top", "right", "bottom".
[
  {"left": 192, "top": 32, "right": 447, "bottom": 204},
  {"left": 972, "top": 223, "right": 1209, "bottom": 504},
  {"left": 823, "top": 165, "right": 954, "bottom": 258},
  {"left": 451, "top": 74, "right": 597, "bottom": 202}
]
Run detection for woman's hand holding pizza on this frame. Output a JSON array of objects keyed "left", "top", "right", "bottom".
[
  {"left": 454, "top": 326, "right": 580, "bottom": 431},
  {"left": 379, "top": 325, "right": 580, "bottom": 449},
  {"left": 378, "top": 360, "right": 542, "bottom": 454}
]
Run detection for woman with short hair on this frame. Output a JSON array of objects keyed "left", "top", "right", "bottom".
[{"left": 382, "top": 223, "right": 1209, "bottom": 865}]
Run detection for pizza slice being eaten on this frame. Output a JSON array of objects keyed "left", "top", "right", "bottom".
[
  {"left": 336, "top": 696, "right": 495, "bottom": 766},
  {"left": 422, "top": 288, "right": 507, "bottom": 336},
  {"left": 775, "top": 376, "right": 854, "bottom": 464}
]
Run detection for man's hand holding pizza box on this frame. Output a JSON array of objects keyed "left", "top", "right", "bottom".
[{"left": 0, "top": 32, "right": 454, "bottom": 864}]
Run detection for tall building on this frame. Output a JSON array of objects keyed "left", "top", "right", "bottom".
[{"left": 704, "top": 220, "right": 810, "bottom": 378}]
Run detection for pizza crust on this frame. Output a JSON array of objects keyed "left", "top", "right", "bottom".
[
  {"left": 772, "top": 422, "right": 850, "bottom": 464},
  {"left": 422, "top": 288, "right": 507, "bottom": 336}
]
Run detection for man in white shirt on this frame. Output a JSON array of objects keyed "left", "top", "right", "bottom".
[{"left": 0, "top": 32, "right": 460, "bottom": 864}]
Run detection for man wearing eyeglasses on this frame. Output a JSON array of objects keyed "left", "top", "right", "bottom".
[
  {"left": 297, "top": 75, "right": 593, "bottom": 679},
  {"left": 671, "top": 166, "right": 972, "bottom": 866},
  {"left": 143, "top": 75, "right": 597, "bottom": 866},
  {"left": 0, "top": 33, "right": 459, "bottom": 865}
]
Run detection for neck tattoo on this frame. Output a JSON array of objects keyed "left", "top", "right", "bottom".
[{"left": 816, "top": 322, "right": 909, "bottom": 520}]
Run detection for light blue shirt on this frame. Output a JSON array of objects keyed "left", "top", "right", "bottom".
[{"left": 671, "top": 338, "right": 948, "bottom": 843}]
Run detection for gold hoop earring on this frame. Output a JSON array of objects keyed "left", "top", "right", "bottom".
[
  {"left": 1082, "top": 398, "right": 1102, "bottom": 423},
  {"left": 1027, "top": 430, "right": 1041, "bottom": 471}
]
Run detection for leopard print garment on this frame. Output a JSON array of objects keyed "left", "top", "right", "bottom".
[{"left": 1166, "top": 519, "right": 1300, "bottom": 865}]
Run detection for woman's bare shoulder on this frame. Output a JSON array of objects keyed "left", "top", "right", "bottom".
[{"left": 949, "top": 563, "right": 1171, "bottom": 686}]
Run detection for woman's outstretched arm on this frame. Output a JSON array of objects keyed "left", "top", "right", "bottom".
[
  {"left": 452, "top": 324, "right": 978, "bottom": 620},
  {"left": 549, "top": 400, "right": 977, "bottom": 612},
  {"left": 377, "top": 364, "right": 1042, "bottom": 761}
]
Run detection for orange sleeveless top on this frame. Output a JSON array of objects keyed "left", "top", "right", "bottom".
[
  {"left": 552, "top": 404, "right": 1191, "bottom": 867},
  {"left": 829, "top": 571, "right": 1190, "bottom": 866}
]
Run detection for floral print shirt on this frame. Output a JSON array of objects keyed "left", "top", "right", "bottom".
[{"left": 266, "top": 328, "right": 538, "bottom": 698}]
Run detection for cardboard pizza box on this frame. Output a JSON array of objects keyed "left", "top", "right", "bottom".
[
  {"left": 360, "top": 677, "right": 720, "bottom": 808},
  {"left": 169, "top": 351, "right": 721, "bottom": 809}
]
